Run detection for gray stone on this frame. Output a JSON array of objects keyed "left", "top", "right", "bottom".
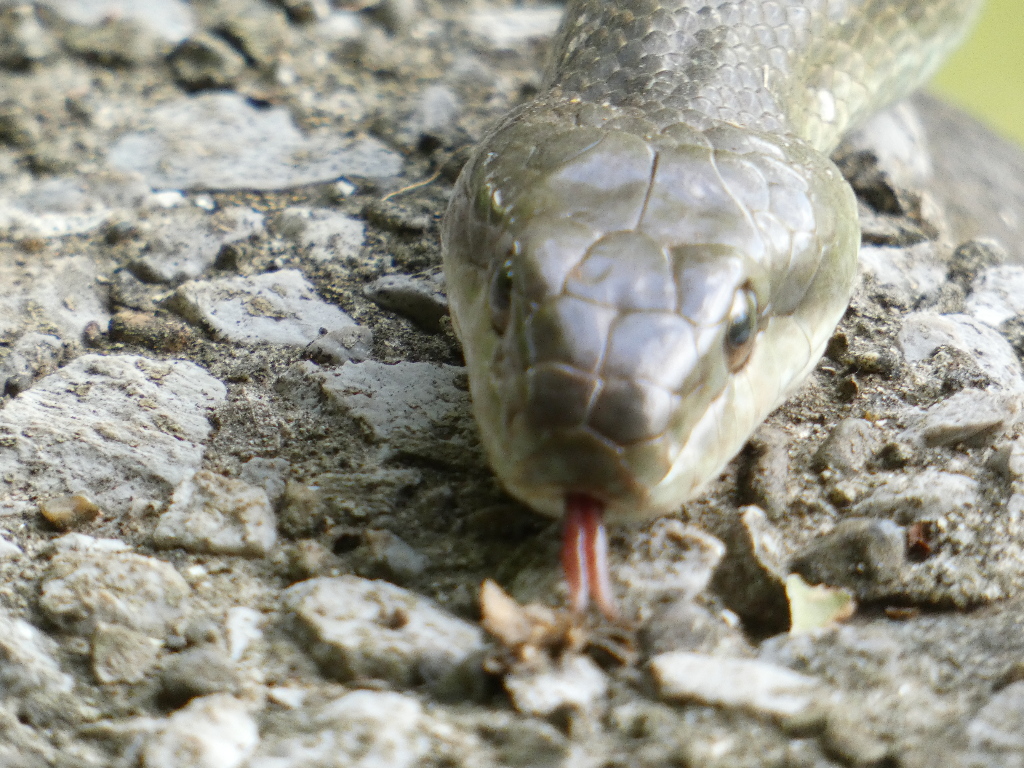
[
  {"left": 464, "top": 6, "right": 562, "bottom": 49},
  {"left": 0, "top": 332, "right": 66, "bottom": 396},
  {"left": 248, "top": 690, "right": 432, "bottom": 768},
  {"left": 305, "top": 325, "right": 374, "bottom": 365},
  {"left": 168, "top": 34, "right": 247, "bottom": 92},
  {"left": 859, "top": 242, "right": 945, "bottom": 306},
  {"left": 967, "top": 681, "right": 1024, "bottom": 753},
  {"left": 813, "top": 418, "right": 881, "bottom": 475},
  {"left": 615, "top": 519, "right": 724, "bottom": 623},
  {"left": 965, "top": 264, "right": 1024, "bottom": 328},
  {"left": 649, "top": 652, "right": 825, "bottom": 720},
  {"left": 901, "top": 387, "right": 1017, "bottom": 447},
  {"left": 897, "top": 312, "right": 1024, "bottom": 395},
  {"left": 284, "top": 575, "right": 484, "bottom": 687},
  {"left": 154, "top": 471, "right": 277, "bottom": 558},
  {"left": 0, "top": 613, "right": 73, "bottom": 703},
  {"left": 0, "top": 255, "right": 111, "bottom": 340},
  {"left": 317, "top": 361, "right": 476, "bottom": 464},
  {"left": 505, "top": 655, "right": 608, "bottom": 718},
  {"left": 853, "top": 469, "right": 980, "bottom": 523},
  {"left": 354, "top": 529, "right": 429, "bottom": 584},
  {"left": 790, "top": 518, "right": 906, "bottom": 597},
  {"left": 0, "top": 172, "right": 148, "bottom": 238},
  {"left": 107, "top": 93, "right": 402, "bottom": 191},
  {"left": 239, "top": 458, "right": 291, "bottom": 508},
  {"left": 275, "top": 206, "right": 365, "bottom": 263},
  {"left": 159, "top": 647, "right": 240, "bottom": 705},
  {"left": 38, "top": 0, "right": 195, "bottom": 43},
  {"left": 0, "top": 355, "right": 226, "bottom": 515},
  {"left": 172, "top": 269, "right": 355, "bottom": 346},
  {"left": 130, "top": 206, "right": 264, "bottom": 284},
  {"left": 141, "top": 694, "right": 258, "bottom": 768},
  {"left": 91, "top": 622, "right": 162, "bottom": 685},
  {"left": 225, "top": 607, "right": 262, "bottom": 662},
  {"left": 0, "top": 4, "right": 55, "bottom": 67},
  {"left": 364, "top": 272, "right": 448, "bottom": 332},
  {"left": 39, "top": 551, "right": 191, "bottom": 636}
]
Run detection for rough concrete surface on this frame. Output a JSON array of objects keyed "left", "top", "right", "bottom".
[{"left": 0, "top": 1, "right": 1023, "bottom": 766}]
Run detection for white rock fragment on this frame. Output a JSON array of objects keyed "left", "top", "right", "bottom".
[
  {"left": 226, "top": 606, "right": 263, "bottom": 662},
  {"left": 967, "top": 681, "right": 1024, "bottom": 752},
  {"left": 0, "top": 255, "right": 110, "bottom": 340},
  {"left": 965, "top": 265, "right": 1024, "bottom": 328},
  {"left": 173, "top": 269, "right": 354, "bottom": 346},
  {"left": 249, "top": 690, "right": 430, "bottom": 768},
  {"left": 154, "top": 471, "right": 277, "bottom": 558},
  {"left": 649, "top": 652, "right": 824, "bottom": 719},
  {"left": 108, "top": 93, "right": 402, "bottom": 191},
  {"left": 0, "top": 172, "right": 148, "bottom": 238},
  {"left": 0, "top": 535, "right": 21, "bottom": 559},
  {"left": 276, "top": 207, "right": 364, "bottom": 263},
  {"left": 91, "top": 622, "right": 163, "bottom": 685},
  {"left": 0, "top": 613, "right": 74, "bottom": 701},
  {"left": 131, "top": 206, "right": 265, "bottom": 283},
  {"left": 283, "top": 576, "right": 484, "bottom": 686},
  {"left": 465, "top": 6, "right": 562, "bottom": 49},
  {"left": 239, "top": 457, "right": 291, "bottom": 507},
  {"left": 38, "top": 0, "right": 195, "bottom": 43},
  {"left": 142, "top": 695, "right": 258, "bottom": 768},
  {"left": 51, "top": 533, "right": 131, "bottom": 554},
  {"left": 0, "top": 355, "right": 226, "bottom": 515},
  {"left": 39, "top": 551, "right": 191, "bottom": 636},
  {"left": 318, "top": 361, "right": 476, "bottom": 464},
  {"left": 505, "top": 655, "right": 608, "bottom": 718},
  {"left": 898, "top": 313, "right": 1024, "bottom": 395}
]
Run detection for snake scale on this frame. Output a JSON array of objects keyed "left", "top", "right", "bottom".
[{"left": 441, "top": 0, "right": 985, "bottom": 616}]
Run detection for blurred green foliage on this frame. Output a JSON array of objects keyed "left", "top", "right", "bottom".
[{"left": 932, "top": 0, "right": 1024, "bottom": 145}]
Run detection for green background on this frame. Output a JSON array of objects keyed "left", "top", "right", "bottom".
[{"left": 932, "top": 0, "right": 1024, "bottom": 145}]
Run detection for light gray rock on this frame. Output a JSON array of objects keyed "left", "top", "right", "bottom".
[
  {"left": 239, "top": 458, "right": 291, "bottom": 508},
  {"left": 0, "top": 332, "right": 65, "bottom": 396},
  {"left": 38, "top": 0, "right": 195, "bottom": 43},
  {"left": 50, "top": 533, "right": 131, "bottom": 554},
  {"left": 505, "top": 656, "right": 608, "bottom": 718},
  {"left": 0, "top": 355, "right": 226, "bottom": 515},
  {"left": 248, "top": 690, "right": 432, "bottom": 768},
  {"left": 131, "top": 206, "right": 265, "bottom": 284},
  {"left": 142, "top": 695, "right": 258, "bottom": 768},
  {"left": 790, "top": 517, "right": 906, "bottom": 597},
  {"left": 0, "top": 613, "right": 73, "bottom": 702},
  {"left": 859, "top": 242, "right": 945, "bottom": 305},
  {"left": 225, "top": 606, "right": 262, "bottom": 662},
  {"left": 39, "top": 551, "right": 191, "bottom": 636},
  {"left": 0, "top": 255, "right": 110, "bottom": 340},
  {"left": 0, "top": 172, "right": 148, "bottom": 238},
  {"left": 967, "top": 681, "right": 1024, "bottom": 753},
  {"left": 900, "top": 387, "right": 1017, "bottom": 447},
  {"left": 305, "top": 325, "right": 373, "bottom": 365},
  {"left": 464, "top": 6, "right": 562, "bottom": 49},
  {"left": 107, "top": 93, "right": 402, "bottom": 191},
  {"left": 91, "top": 622, "right": 162, "bottom": 685},
  {"left": 154, "top": 471, "right": 277, "bottom": 558},
  {"left": 283, "top": 575, "right": 484, "bottom": 686},
  {"left": 649, "top": 652, "right": 825, "bottom": 720},
  {"left": 159, "top": 647, "right": 240, "bottom": 705},
  {"left": 853, "top": 468, "right": 980, "bottom": 523},
  {"left": 897, "top": 312, "right": 1024, "bottom": 395},
  {"left": 0, "top": 4, "right": 55, "bottom": 67},
  {"left": 172, "top": 269, "right": 354, "bottom": 346},
  {"left": 318, "top": 361, "right": 476, "bottom": 464},
  {"left": 965, "top": 264, "right": 1024, "bottom": 328},
  {"left": 275, "top": 207, "right": 364, "bottom": 263},
  {"left": 364, "top": 272, "right": 448, "bottom": 332}
]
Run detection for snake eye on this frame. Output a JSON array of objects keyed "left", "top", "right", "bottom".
[
  {"left": 725, "top": 285, "right": 758, "bottom": 371},
  {"left": 489, "top": 256, "right": 514, "bottom": 333}
]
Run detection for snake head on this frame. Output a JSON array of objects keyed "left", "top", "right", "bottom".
[{"left": 442, "top": 102, "right": 859, "bottom": 524}]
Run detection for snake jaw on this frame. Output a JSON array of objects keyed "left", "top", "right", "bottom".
[{"left": 561, "top": 493, "right": 618, "bottom": 620}]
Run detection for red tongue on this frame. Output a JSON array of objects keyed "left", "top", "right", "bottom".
[{"left": 561, "top": 493, "right": 618, "bottom": 620}]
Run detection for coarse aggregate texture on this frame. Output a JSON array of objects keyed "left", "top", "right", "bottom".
[{"left": 0, "top": 1, "right": 1023, "bottom": 766}]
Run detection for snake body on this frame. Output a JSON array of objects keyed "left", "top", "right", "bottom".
[{"left": 442, "top": 1, "right": 983, "bottom": 535}]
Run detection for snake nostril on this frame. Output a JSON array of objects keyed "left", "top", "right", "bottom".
[{"left": 489, "top": 256, "right": 514, "bottom": 333}]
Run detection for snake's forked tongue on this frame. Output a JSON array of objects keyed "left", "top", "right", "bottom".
[{"left": 561, "top": 493, "right": 618, "bottom": 620}]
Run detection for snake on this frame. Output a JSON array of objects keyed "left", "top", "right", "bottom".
[{"left": 441, "top": 0, "right": 984, "bottom": 617}]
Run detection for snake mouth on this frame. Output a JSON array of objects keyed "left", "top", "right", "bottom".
[{"left": 561, "top": 492, "right": 618, "bottom": 620}]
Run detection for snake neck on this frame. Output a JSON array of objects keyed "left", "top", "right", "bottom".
[{"left": 546, "top": 0, "right": 984, "bottom": 152}]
